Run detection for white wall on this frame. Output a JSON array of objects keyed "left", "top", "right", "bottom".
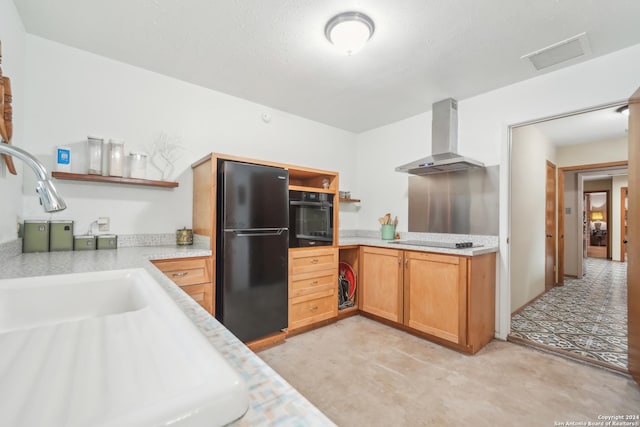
[
  {"left": 9, "top": 16, "right": 640, "bottom": 337},
  {"left": 0, "top": 0, "right": 25, "bottom": 243},
  {"left": 510, "top": 126, "right": 556, "bottom": 312},
  {"left": 556, "top": 136, "right": 628, "bottom": 167},
  {"left": 21, "top": 36, "right": 358, "bottom": 236},
  {"left": 356, "top": 42, "right": 640, "bottom": 339},
  {"left": 612, "top": 175, "right": 629, "bottom": 261}
]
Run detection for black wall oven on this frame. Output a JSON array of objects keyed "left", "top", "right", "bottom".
[{"left": 289, "top": 190, "right": 334, "bottom": 248}]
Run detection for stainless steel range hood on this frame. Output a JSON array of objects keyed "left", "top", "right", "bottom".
[{"left": 396, "top": 98, "right": 484, "bottom": 175}]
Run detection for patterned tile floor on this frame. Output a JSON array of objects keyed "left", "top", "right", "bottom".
[{"left": 510, "top": 257, "right": 628, "bottom": 371}]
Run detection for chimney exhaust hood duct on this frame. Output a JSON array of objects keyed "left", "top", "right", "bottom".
[{"left": 395, "top": 98, "right": 484, "bottom": 175}]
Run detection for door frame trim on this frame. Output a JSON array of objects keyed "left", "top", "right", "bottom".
[
  {"left": 557, "top": 161, "right": 628, "bottom": 283},
  {"left": 621, "top": 186, "right": 628, "bottom": 262},
  {"left": 506, "top": 100, "right": 627, "bottom": 338},
  {"left": 546, "top": 160, "right": 557, "bottom": 289}
]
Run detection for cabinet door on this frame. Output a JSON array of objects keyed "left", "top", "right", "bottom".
[
  {"left": 404, "top": 251, "right": 467, "bottom": 344},
  {"left": 360, "top": 246, "right": 403, "bottom": 323}
]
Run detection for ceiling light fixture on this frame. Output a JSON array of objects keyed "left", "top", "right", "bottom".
[
  {"left": 325, "top": 12, "right": 375, "bottom": 56},
  {"left": 616, "top": 105, "right": 629, "bottom": 116}
]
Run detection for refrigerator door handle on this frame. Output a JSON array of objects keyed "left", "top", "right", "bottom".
[{"left": 231, "top": 228, "right": 287, "bottom": 237}]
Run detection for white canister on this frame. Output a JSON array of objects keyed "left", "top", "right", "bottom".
[
  {"left": 128, "top": 152, "right": 148, "bottom": 179},
  {"left": 87, "top": 136, "right": 104, "bottom": 175},
  {"left": 108, "top": 139, "right": 125, "bottom": 177}
]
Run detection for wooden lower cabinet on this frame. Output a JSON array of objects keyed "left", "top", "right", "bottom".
[
  {"left": 404, "top": 251, "right": 467, "bottom": 344},
  {"left": 360, "top": 247, "right": 496, "bottom": 354},
  {"left": 288, "top": 288, "right": 336, "bottom": 330},
  {"left": 360, "top": 246, "right": 404, "bottom": 323},
  {"left": 288, "top": 247, "right": 339, "bottom": 333},
  {"left": 151, "top": 256, "right": 214, "bottom": 315}
]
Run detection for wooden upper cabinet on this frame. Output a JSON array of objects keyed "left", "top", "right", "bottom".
[
  {"left": 360, "top": 246, "right": 404, "bottom": 323},
  {"left": 403, "top": 252, "right": 467, "bottom": 344},
  {"left": 191, "top": 151, "right": 341, "bottom": 257}
]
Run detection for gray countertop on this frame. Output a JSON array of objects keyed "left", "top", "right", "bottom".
[
  {"left": 0, "top": 242, "right": 335, "bottom": 427},
  {"left": 339, "top": 234, "right": 499, "bottom": 257}
]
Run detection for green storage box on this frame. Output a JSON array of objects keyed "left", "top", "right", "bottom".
[
  {"left": 50, "top": 220, "right": 74, "bottom": 251},
  {"left": 74, "top": 235, "right": 96, "bottom": 251},
  {"left": 97, "top": 234, "right": 118, "bottom": 250},
  {"left": 23, "top": 220, "right": 50, "bottom": 253}
]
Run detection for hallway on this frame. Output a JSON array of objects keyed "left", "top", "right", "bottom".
[{"left": 510, "top": 258, "right": 627, "bottom": 372}]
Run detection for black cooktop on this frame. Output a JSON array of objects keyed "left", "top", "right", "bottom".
[{"left": 389, "top": 240, "right": 481, "bottom": 249}]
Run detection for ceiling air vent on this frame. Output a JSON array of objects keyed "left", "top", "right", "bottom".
[{"left": 521, "top": 32, "right": 591, "bottom": 70}]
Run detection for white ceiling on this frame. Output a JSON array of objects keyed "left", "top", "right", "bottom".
[
  {"left": 532, "top": 105, "right": 629, "bottom": 146},
  {"left": 13, "top": 0, "right": 640, "bottom": 132}
]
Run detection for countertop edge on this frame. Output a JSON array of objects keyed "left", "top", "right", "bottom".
[{"left": 338, "top": 238, "right": 499, "bottom": 256}]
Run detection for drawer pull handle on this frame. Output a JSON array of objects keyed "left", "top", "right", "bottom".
[
  {"left": 172, "top": 272, "right": 188, "bottom": 278},
  {"left": 310, "top": 258, "right": 319, "bottom": 264},
  {"left": 309, "top": 305, "right": 319, "bottom": 311},
  {"left": 310, "top": 280, "right": 319, "bottom": 285}
]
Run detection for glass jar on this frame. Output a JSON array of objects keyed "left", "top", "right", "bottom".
[
  {"left": 108, "top": 139, "right": 125, "bottom": 177},
  {"left": 128, "top": 152, "right": 148, "bottom": 179},
  {"left": 87, "top": 136, "right": 104, "bottom": 175}
]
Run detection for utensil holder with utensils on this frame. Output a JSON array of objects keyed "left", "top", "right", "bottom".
[
  {"left": 378, "top": 213, "right": 398, "bottom": 240},
  {"left": 381, "top": 224, "right": 396, "bottom": 240}
]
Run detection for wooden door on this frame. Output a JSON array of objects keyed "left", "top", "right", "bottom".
[
  {"left": 621, "top": 187, "right": 628, "bottom": 262},
  {"left": 545, "top": 161, "right": 557, "bottom": 289},
  {"left": 403, "top": 251, "right": 467, "bottom": 344},
  {"left": 628, "top": 88, "right": 640, "bottom": 385},
  {"left": 360, "top": 246, "right": 404, "bottom": 323},
  {"left": 557, "top": 169, "right": 565, "bottom": 285}
]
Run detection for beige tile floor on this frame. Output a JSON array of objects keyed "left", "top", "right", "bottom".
[{"left": 259, "top": 316, "right": 640, "bottom": 427}]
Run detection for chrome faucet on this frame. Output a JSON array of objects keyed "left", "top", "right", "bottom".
[{"left": 0, "top": 144, "right": 67, "bottom": 212}]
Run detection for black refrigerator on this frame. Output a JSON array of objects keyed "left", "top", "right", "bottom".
[{"left": 216, "top": 160, "right": 289, "bottom": 342}]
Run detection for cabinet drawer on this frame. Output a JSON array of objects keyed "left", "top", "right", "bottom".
[
  {"left": 289, "top": 248, "right": 338, "bottom": 274},
  {"left": 180, "top": 282, "right": 213, "bottom": 312},
  {"left": 290, "top": 269, "right": 337, "bottom": 298},
  {"left": 289, "top": 289, "right": 337, "bottom": 330},
  {"left": 152, "top": 257, "right": 211, "bottom": 286}
]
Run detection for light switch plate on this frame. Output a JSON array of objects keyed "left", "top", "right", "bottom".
[{"left": 98, "top": 217, "right": 110, "bottom": 232}]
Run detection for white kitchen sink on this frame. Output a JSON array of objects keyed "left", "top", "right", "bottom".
[
  {"left": 0, "top": 271, "right": 147, "bottom": 332},
  {"left": 0, "top": 269, "right": 249, "bottom": 427}
]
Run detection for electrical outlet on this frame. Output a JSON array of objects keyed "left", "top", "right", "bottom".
[{"left": 98, "top": 217, "right": 110, "bottom": 232}]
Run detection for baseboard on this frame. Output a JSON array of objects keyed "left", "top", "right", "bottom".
[
  {"left": 511, "top": 288, "right": 549, "bottom": 316},
  {"left": 246, "top": 331, "right": 286, "bottom": 352}
]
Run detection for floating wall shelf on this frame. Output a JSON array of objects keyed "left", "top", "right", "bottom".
[
  {"left": 339, "top": 197, "right": 361, "bottom": 203},
  {"left": 52, "top": 172, "right": 179, "bottom": 188}
]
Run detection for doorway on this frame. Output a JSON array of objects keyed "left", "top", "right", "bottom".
[
  {"left": 509, "top": 103, "right": 630, "bottom": 372},
  {"left": 585, "top": 190, "right": 609, "bottom": 259}
]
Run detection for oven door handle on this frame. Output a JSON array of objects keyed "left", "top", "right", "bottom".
[{"left": 290, "top": 201, "right": 333, "bottom": 208}]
